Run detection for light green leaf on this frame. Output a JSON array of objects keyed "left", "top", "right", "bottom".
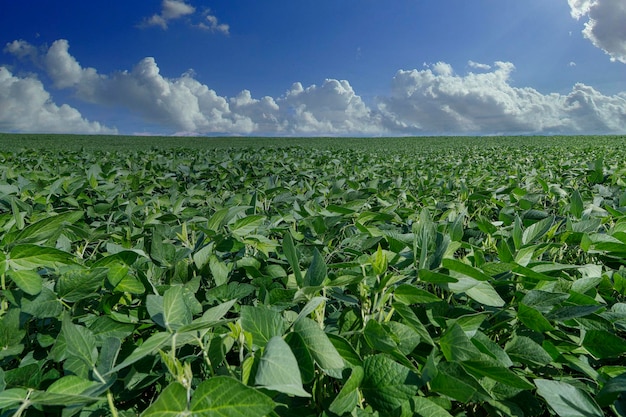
[
  {"left": 466, "top": 281, "right": 505, "bottom": 307},
  {"left": 283, "top": 232, "right": 303, "bottom": 287},
  {"left": 7, "top": 269, "right": 42, "bottom": 295},
  {"left": 190, "top": 376, "right": 275, "bottom": 417},
  {"left": 361, "top": 354, "right": 421, "bottom": 414},
  {"left": 505, "top": 335, "right": 552, "bottom": 367},
  {"left": 57, "top": 267, "right": 107, "bottom": 302},
  {"left": 141, "top": 382, "right": 188, "bottom": 417},
  {"left": 240, "top": 305, "right": 285, "bottom": 349},
  {"left": 535, "top": 379, "right": 603, "bottom": 417},
  {"left": 517, "top": 303, "right": 554, "bottom": 332},
  {"left": 410, "top": 397, "right": 453, "bottom": 417},
  {"left": 14, "top": 210, "right": 84, "bottom": 244},
  {"left": 163, "top": 286, "right": 199, "bottom": 332},
  {"left": 329, "top": 366, "right": 364, "bottom": 415},
  {"left": 440, "top": 324, "right": 482, "bottom": 362},
  {"left": 443, "top": 258, "right": 491, "bottom": 281},
  {"left": 8, "top": 244, "right": 76, "bottom": 270},
  {"left": 522, "top": 216, "right": 555, "bottom": 246},
  {"left": 394, "top": 283, "right": 442, "bottom": 304},
  {"left": 62, "top": 315, "right": 98, "bottom": 368},
  {"left": 304, "top": 248, "right": 326, "bottom": 287},
  {"left": 108, "top": 332, "right": 173, "bottom": 374},
  {"left": 255, "top": 336, "right": 310, "bottom": 397},
  {"left": 0, "top": 388, "right": 28, "bottom": 409},
  {"left": 293, "top": 317, "right": 344, "bottom": 377}
]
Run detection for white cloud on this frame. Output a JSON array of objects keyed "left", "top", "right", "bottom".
[
  {"left": 199, "top": 12, "right": 230, "bottom": 35},
  {"left": 0, "top": 66, "right": 115, "bottom": 134},
  {"left": 468, "top": 60, "right": 492, "bottom": 71},
  {"left": 567, "top": 0, "right": 626, "bottom": 63},
  {"left": 142, "top": 0, "right": 196, "bottom": 29},
  {"left": 4, "top": 39, "right": 626, "bottom": 136},
  {"left": 376, "top": 61, "right": 626, "bottom": 134}
]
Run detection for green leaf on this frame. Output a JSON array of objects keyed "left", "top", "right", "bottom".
[
  {"left": 517, "top": 303, "right": 554, "bottom": 332},
  {"left": 596, "top": 372, "right": 626, "bottom": 406},
  {"left": 7, "top": 269, "right": 42, "bottom": 295},
  {"left": 163, "top": 286, "right": 200, "bottom": 332},
  {"left": 392, "top": 302, "right": 434, "bottom": 346},
  {"left": 141, "top": 382, "right": 188, "bottom": 417},
  {"left": 8, "top": 244, "right": 76, "bottom": 270},
  {"left": 14, "top": 210, "right": 84, "bottom": 244},
  {"left": 570, "top": 189, "right": 584, "bottom": 219},
  {"left": 394, "top": 283, "right": 442, "bottom": 304},
  {"left": 285, "top": 332, "right": 316, "bottom": 383},
  {"left": 46, "top": 375, "right": 101, "bottom": 395},
  {"left": 240, "top": 305, "right": 285, "bottom": 349},
  {"left": 62, "top": 315, "right": 98, "bottom": 368},
  {"left": 440, "top": 324, "right": 482, "bottom": 362},
  {"left": 283, "top": 232, "right": 303, "bottom": 287},
  {"left": 430, "top": 362, "right": 491, "bottom": 403},
  {"left": 418, "top": 269, "right": 458, "bottom": 283},
  {"left": 505, "top": 335, "right": 552, "bottom": 367},
  {"left": 361, "top": 354, "right": 421, "bottom": 414},
  {"left": 108, "top": 332, "right": 173, "bottom": 374},
  {"left": 20, "top": 287, "right": 63, "bottom": 318},
  {"left": 254, "top": 336, "right": 310, "bottom": 397},
  {"left": 371, "top": 244, "right": 388, "bottom": 275},
  {"left": 190, "top": 376, "right": 275, "bottom": 417},
  {"left": 410, "top": 397, "right": 453, "bottom": 417},
  {"left": 522, "top": 216, "right": 554, "bottom": 246},
  {"left": 535, "top": 379, "right": 603, "bottom": 417},
  {"left": 363, "top": 319, "right": 398, "bottom": 353},
  {"left": 582, "top": 330, "right": 626, "bottom": 358},
  {"left": 461, "top": 358, "right": 534, "bottom": 389},
  {"left": 0, "top": 388, "right": 28, "bottom": 409},
  {"left": 304, "top": 248, "right": 326, "bottom": 287},
  {"left": 57, "top": 267, "right": 107, "bottom": 302},
  {"left": 293, "top": 317, "right": 344, "bottom": 377},
  {"left": 443, "top": 258, "right": 491, "bottom": 281},
  {"left": 329, "top": 366, "right": 364, "bottom": 415},
  {"left": 230, "top": 214, "right": 265, "bottom": 237}
]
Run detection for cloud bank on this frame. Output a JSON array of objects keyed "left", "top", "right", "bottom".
[
  {"left": 2, "top": 39, "right": 626, "bottom": 136},
  {"left": 568, "top": 0, "right": 626, "bottom": 63}
]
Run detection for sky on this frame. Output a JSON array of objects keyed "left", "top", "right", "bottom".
[{"left": 1, "top": 0, "right": 625, "bottom": 136}]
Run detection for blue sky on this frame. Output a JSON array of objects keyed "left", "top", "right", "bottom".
[{"left": 1, "top": 0, "right": 625, "bottom": 136}]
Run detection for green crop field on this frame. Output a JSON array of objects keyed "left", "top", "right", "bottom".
[{"left": 1, "top": 134, "right": 626, "bottom": 416}]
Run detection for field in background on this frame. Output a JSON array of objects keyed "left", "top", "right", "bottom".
[
  {"left": 1, "top": 132, "right": 625, "bottom": 152},
  {"left": 0, "top": 133, "right": 626, "bottom": 416}
]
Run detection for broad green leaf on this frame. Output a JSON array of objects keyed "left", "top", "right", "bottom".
[
  {"left": 582, "top": 330, "right": 626, "bottom": 358},
  {"left": 57, "top": 267, "right": 107, "bottom": 302},
  {"left": 7, "top": 269, "right": 42, "bottom": 295},
  {"left": 141, "top": 382, "right": 188, "bottom": 417},
  {"left": 392, "top": 302, "right": 434, "bottom": 346},
  {"left": 163, "top": 286, "right": 200, "bottom": 332},
  {"left": 363, "top": 319, "right": 398, "bottom": 353},
  {"left": 62, "top": 315, "right": 98, "bottom": 368},
  {"left": 361, "top": 354, "right": 421, "bottom": 414},
  {"left": 0, "top": 388, "right": 28, "bottom": 409},
  {"left": 460, "top": 279, "right": 505, "bottom": 307},
  {"left": 430, "top": 362, "right": 491, "bottom": 403},
  {"left": 517, "top": 303, "right": 554, "bottom": 332},
  {"left": 230, "top": 214, "right": 265, "bottom": 237},
  {"left": 535, "top": 379, "right": 603, "bottom": 417},
  {"left": 418, "top": 269, "right": 458, "bottom": 283},
  {"left": 596, "top": 373, "right": 626, "bottom": 406},
  {"left": 20, "top": 287, "right": 63, "bottom": 318},
  {"left": 294, "top": 296, "right": 327, "bottom": 324},
  {"left": 283, "top": 232, "right": 303, "bottom": 287},
  {"left": 394, "top": 283, "right": 442, "bottom": 304},
  {"left": 304, "top": 248, "right": 326, "bottom": 287},
  {"left": 570, "top": 189, "right": 584, "bottom": 219},
  {"left": 240, "top": 305, "right": 285, "bottom": 349},
  {"left": 285, "top": 332, "right": 316, "bottom": 383},
  {"left": 190, "top": 376, "right": 275, "bottom": 417},
  {"left": 461, "top": 359, "right": 534, "bottom": 389},
  {"left": 328, "top": 333, "right": 362, "bottom": 368},
  {"left": 440, "top": 324, "right": 482, "bottom": 362},
  {"left": 255, "top": 336, "right": 310, "bottom": 397},
  {"left": 329, "top": 366, "right": 364, "bottom": 415},
  {"left": 108, "top": 332, "right": 173, "bottom": 374},
  {"left": 8, "top": 244, "right": 76, "bottom": 270},
  {"left": 410, "top": 397, "right": 453, "bottom": 417},
  {"left": 14, "top": 210, "right": 84, "bottom": 244},
  {"left": 443, "top": 258, "right": 491, "bottom": 281},
  {"left": 46, "top": 375, "right": 101, "bottom": 395},
  {"left": 522, "top": 216, "right": 554, "bottom": 246},
  {"left": 293, "top": 317, "right": 344, "bottom": 377},
  {"left": 505, "top": 335, "right": 552, "bottom": 367},
  {"left": 209, "top": 255, "right": 231, "bottom": 286}
]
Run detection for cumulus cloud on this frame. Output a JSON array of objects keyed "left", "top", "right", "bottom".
[
  {"left": 376, "top": 61, "right": 626, "bottom": 134},
  {"left": 567, "top": 0, "right": 626, "bottom": 63},
  {"left": 142, "top": 0, "right": 195, "bottom": 29},
  {"left": 0, "top": 66, "right": 116, "bottom": 134},
  {"left": 4, "top": 39, "right": 626, "bottom": 136}
]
